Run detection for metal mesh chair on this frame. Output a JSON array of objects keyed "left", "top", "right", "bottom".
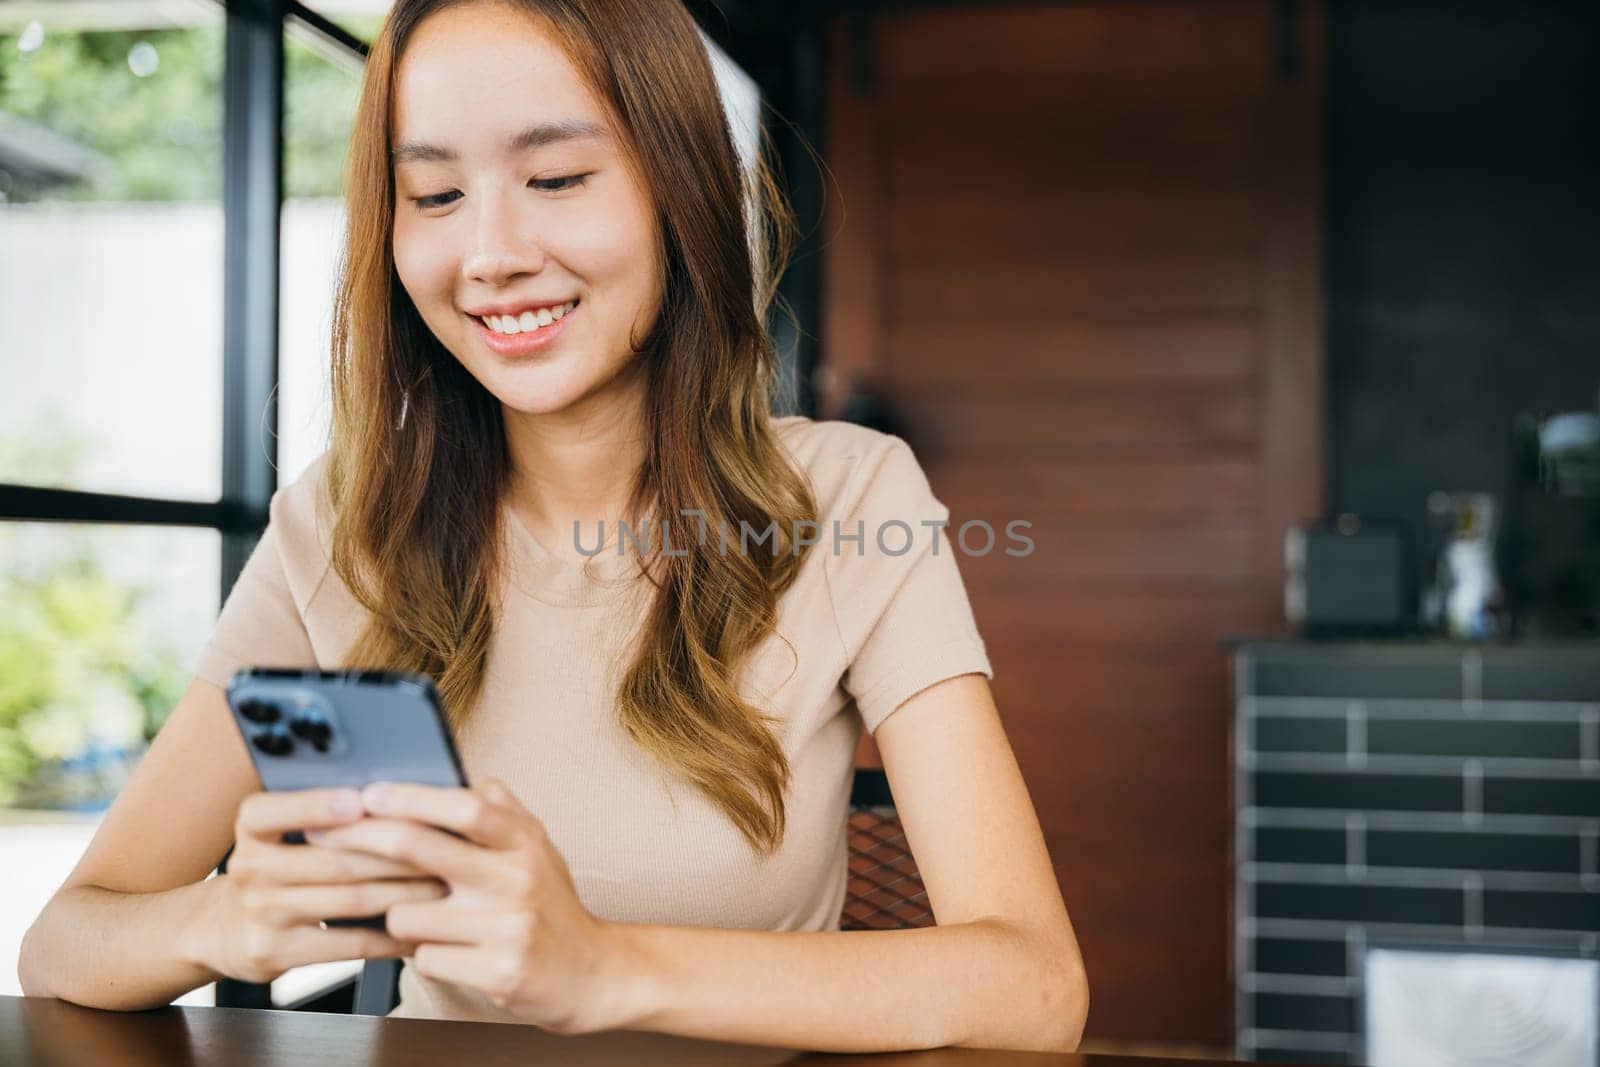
[
  {"left": 839, "top": 768, "right": 933, "bottom": 931},
  {"left": 218, "top": 767, "right": 925, "bottom": 1013}
]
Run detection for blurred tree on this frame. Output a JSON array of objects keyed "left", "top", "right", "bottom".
[
  {"left": 0, "top": 15, "right": 383, "bottom": 204},
  {"left": 0, "top": 414, "right": 194, "bottom": 808}
]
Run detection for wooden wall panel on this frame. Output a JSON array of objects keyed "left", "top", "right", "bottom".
[
  {"left": 888, "top": 321, "right": 1260, "bottom": 386},
  {"left": 821, "top": 0, "right": 1325, "bottom": 1047}
]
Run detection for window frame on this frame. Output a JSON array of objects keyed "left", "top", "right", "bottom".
[
  {"left": 0, "top": 0, "right": 817, "bottom": 601},
  {"left": 0, "top": 0, "right": 367, "bottom": 602}
]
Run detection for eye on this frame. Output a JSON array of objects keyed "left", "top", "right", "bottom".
[
  {"left": 530, "top": 173, "right": 591, "bottom": 193},
  {"left": 407, "top": 175, "right": 588, "bottom": 211},
  {"left": 411, "top": 190, "right": 460, "bottom": 210}
]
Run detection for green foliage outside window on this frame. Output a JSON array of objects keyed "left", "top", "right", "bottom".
[
  {"left": 0, "top": 15, "right": 382, "bottom": 204},
  {"left": 0, "top": 416, "right": 191, "bottom": 809}
]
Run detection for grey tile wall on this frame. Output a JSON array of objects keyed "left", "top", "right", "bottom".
[{"left": 1233, "top": 642, "right": 1600, "bottom": 1065}]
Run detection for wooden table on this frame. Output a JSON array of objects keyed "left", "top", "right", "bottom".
[{"left": 1, "top": 996, "right": 1279, "bottom": 1065}]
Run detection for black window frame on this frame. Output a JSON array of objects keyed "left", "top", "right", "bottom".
[{"left": 0, "top": 0, "right": 819, "bottom": 603}]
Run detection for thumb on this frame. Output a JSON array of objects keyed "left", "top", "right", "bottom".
[{"left": 481, "top": 777, "right": 517, "bottom": 806}]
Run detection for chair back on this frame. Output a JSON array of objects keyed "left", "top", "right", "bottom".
[{"left": 839, "top": 768, "right": 933, "bottom": 930}]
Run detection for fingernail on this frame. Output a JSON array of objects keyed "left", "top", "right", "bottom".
[
  {"left": 332, "top": 791, "right": 363, "bottom": 819},
  {"left": 363, "top": 783, "right": 390, "bottom": 812}
]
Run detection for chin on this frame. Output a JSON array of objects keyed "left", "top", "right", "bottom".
[
  {"left": 490, "top": 371, "right": 597, "bottom": 417},
  {"left": 496, "top": 386, "right": 589, "bottom": 417}
]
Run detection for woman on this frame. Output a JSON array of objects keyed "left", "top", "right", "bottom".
[{"left": 19, "top": 0, "right": 1088, "bottom": 1056}]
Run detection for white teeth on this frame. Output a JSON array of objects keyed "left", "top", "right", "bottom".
[{"left": 480, "top": 300, "right": 576, "bottom": 335}]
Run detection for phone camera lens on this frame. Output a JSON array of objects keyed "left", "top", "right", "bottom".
[
  {"left": 239, "top": 699, "right": 280, "bottom": 724},
  {"left": 251, "top": 729, "right": 293, "bottom": 757},
  {"left": 288, "top": 715, "right": 332, "bottom": 750}
]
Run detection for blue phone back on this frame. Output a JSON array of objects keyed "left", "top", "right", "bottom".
[{"left": 224, "top": 668, "right": 468, "bottom": 792}]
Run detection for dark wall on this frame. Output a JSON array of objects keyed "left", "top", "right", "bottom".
[{"left": 1326, "top": 0, "right": 1600, "bottom": 593}]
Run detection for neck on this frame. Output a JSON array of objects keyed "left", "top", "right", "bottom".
[{"left": 500, "top": 364, "right": 650, "bottom": 556}]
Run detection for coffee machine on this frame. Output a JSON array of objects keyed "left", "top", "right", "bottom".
[{"left": 1502, "top": 393, "right": 1600, "bottom": 637}]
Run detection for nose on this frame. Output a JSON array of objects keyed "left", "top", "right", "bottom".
[{"left": 461, "top": 182, "right": 544, "bottom": 286}]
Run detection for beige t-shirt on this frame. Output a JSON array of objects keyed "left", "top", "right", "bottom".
[{"left": 191, "top": 415, "right": 992, "bottom": 1058}]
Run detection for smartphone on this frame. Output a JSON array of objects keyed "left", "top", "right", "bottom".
[{"left": 224, "top": 667, "right": 470, "bottom": 928}]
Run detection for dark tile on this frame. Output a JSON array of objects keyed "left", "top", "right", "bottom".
[
  {"left": 1252, "top": 655, "right": 1462, "bottom": 700},
  {"left": 1483, "top": 889, "right": 1600, "bottom": 931},
  {"left": 1256, "top": 717, "right": 1347, "bottom": 754},
  {"left": 1367, "top": 719, "right": 1581, "bottom": 760},
  {"left": 1252, "top": 936, "right": 1349, "bottom": 977},
  {"left": 1252, "top": 992, "right": 1356, "bottom": 1033},
  {"left": 1367, "top": 829, "right": 1580, "bottom": 874},
  {"left": 1254, "top": 827, "right": 1347, "bottom": 865},
  {"left": 1483, "top": 654, "right": 1600, "bottom": 703},
  {"left": 1252, "top": 772, "right": 1461, "bottom": 813},
  {"left": 1254, "top": 882, "right": 1464, "bottom": 925},
  {"left": 1252, "top": 1047, "right": 1350, "bottom": 1065},
  {"left": 1482, "top": 777, "right": 1600, "bottom": 818}
]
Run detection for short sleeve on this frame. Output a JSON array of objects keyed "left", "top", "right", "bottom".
[
  {"left": 190, "top": 486, "right": 320, "bottom": 689},
  {"left": 823, "top": 437, "right": 992, "bottom": 735}
]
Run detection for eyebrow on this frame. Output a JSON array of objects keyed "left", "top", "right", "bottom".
[{"left": 391, "top": 119, "right": 608, "bottom": 165}]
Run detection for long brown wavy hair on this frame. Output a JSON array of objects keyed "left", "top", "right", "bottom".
[{"left": 324, "top": 0, "right": 818, "bottom": 854}]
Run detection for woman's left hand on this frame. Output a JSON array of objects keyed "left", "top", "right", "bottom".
[{"left": 306, "top": 778, "right": 642, "bottom": 1035}]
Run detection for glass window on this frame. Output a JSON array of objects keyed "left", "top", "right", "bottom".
[
  {"left": 0, "top": 520, "right": 220, "bottom": 1000},
  {"left": 307, "top": 2, "right": 390, "bottom": 43},
  {"left": 0, "top": 521, "right": 221, "bottom": 811},
  {"left": 278, "top": 19, "right": 369, "bottom": 486},
  {"left": 0, "top": 3, "right": 226, "bottom": 502}
]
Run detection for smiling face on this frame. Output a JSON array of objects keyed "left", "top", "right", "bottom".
[{"left": 389, "top": 1, "right": 663, "bottom": 421}]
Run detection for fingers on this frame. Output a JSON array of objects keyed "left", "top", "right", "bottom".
[
  {"left": 482, "top": 778, "right": 517, "bottom": 806},
  {"left": 384, "top": 896, "right": 519, "bottom": 945},
  {"left": 227, "top": 885, "right": 428, "bottom": 982},
  {"left": 252, "top": 878, "right": 448, "bottom": 926},
  {"left": 237, "top": 841, "right": 434, "bottom": 885},
  {"left": 282, "top": 924, "right": 422, "bottom": 966},
  {"left": 359, "top": 782, "right": 525, "bottom": 849},
  {"left": 236, "top": 788, "right": 364, "bottom": 840},
  {"left": 410, "top": 943, "right": 498, "bottom": 992},
  {"left": 309, "top": 816, "right": 504, "bottom": 889}
]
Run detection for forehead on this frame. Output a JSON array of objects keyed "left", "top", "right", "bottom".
[{"left": 392, "top": 3, "right": 605, "bottom": 141}]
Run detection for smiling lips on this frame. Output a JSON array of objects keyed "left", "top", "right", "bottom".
[
  {"left": 475, "top": 299, "right": 578, "bottom": 335},
  {"left": 468, "top": 298, "right": 578, "bottom": 357}
]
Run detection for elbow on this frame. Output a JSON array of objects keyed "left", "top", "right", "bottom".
[
  {"left": 1026, "top": 935, "right": 1089, "bottom": 1053},
  {"left": 1051, "top": 957, "right": 1090, "bottom": 1052},
  {"left": 974, "top": 919, "right": 1091, "bottom": 1054},
  {"left": 17, "top": 910, "right": 57, "bottom": 999},
  {"left": 979, "top": 921, "right": 1094, "bottom": 1055}
]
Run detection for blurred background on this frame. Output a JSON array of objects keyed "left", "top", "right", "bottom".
[{"left": 1, "top": 0, "right": 1597, "bottom": 1063}]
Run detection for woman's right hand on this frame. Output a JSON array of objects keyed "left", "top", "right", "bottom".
[{"left": 187, "top": 787, "right": 448, "bottom": 985}]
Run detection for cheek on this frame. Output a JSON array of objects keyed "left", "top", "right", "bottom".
[
  {"left": 561, "top": 193, "right": 660, "bottom": 304},
  {"left": 391, "top": 216, "right": 451, "bottom": 306}
]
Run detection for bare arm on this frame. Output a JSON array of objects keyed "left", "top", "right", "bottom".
[
  {"left": 608, "top": 674, "right": 1089, "bottom": 1052},
  {"left": 18, "top": 679, "right": 251, "bottom": 1005},
  {"left": 17, "top": 677, "right": 435, "bottom": 1010},
  {"left": 337, "top": 674, "right": 1089, "bottom": 1051},
  {"left": 18, "top": 880, "right": 230, "bottom": 1010}
]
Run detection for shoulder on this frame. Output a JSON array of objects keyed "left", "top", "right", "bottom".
[
  {"left": 771, "top": 413, "right": 899, "bottom": 465},
  {"left": 263, "top": 452, "right": 337, "bottom": 592},
  {"left": 770, "top": 415, "right": 937, "bottom": 523}
]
